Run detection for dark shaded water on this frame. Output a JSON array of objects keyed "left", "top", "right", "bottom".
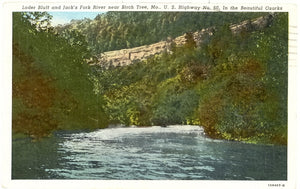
[{"left": 12, "top": 125, "right": 287, "bottom": 180}]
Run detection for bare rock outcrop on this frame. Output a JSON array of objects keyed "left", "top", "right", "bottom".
[{"left": 91, "top": 14, "right": 273, "bottom": 68}]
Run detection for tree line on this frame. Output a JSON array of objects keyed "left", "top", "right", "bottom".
[
  {"left": 12, "top": 12, "right": 287, "bottom": 145},
  {"left": 55, "top": 12, "right": 268, "bottom": 54}
]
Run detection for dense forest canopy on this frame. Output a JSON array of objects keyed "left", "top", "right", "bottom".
[
  {"left": 13, "top": 12, "right": 109, "bottom": 139},
  {"left": 55, "top": 12, "right": 268, "bottom": 54},
  {"left": 13, "top": 12, "right": 287, "bottom": 145}
]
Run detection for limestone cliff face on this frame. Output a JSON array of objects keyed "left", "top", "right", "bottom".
[{"left": 92, "top": 14, "right": 273, "bottom": 68}]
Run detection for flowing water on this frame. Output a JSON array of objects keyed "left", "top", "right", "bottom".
[{"left": 12, "top": 125, "right": 287, "bottom": 180}]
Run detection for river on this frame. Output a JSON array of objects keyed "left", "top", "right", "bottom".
[{"left": 12, "top": 125, "right": 287, "bottom": 180}]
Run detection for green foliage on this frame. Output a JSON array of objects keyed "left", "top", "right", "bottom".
[
  {"left": 55, "top": 12, "right": 267, "bottom": 54},
  {"left": 12, "top": 12, "right": 108, "bottom": 139},
  {"left": 21, "top": 12, "right": 53, "bottom": 32},
  {"left": 12, "top": 12, "right": 287, "bottom": 145},
  {"left": 152, "top": 89, "right": 199, "bottom": 125},
  {"left": 92, "top": 13, "right": 287, "bottom": 145},
  {"left": 192, "top": 13, "right": 287, "bottom": 144}
]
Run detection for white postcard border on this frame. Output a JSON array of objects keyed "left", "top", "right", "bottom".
[{"left": 0, "top": 0, "right": 298, "bottom": 189}]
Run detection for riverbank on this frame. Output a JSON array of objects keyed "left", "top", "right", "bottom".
[
  {"left": 13, "top": 124, "right": 287, "bottom": 146},
  {"left": 12, "top": 12, "right": 287, "bottom": 147}
]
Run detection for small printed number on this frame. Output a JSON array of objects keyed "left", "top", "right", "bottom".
[{"left": 268, "top": 184, "right": 285, "bottom": 187}]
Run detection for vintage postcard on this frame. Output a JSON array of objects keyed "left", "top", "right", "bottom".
[{"left": 0, "top": 0, "right": 298, "bottom": 188}]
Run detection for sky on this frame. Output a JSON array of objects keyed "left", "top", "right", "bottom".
[{"left": 49, "top": 12, "right": 104, "bottom": 26}]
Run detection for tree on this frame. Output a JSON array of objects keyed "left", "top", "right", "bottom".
[{"left": 13, "top": 12, "right": 109, "bottom": 139}]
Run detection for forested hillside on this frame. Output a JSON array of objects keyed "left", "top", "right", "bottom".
[
  {"left": 12, "top": 12, "right": 287, "bottom": 145},
  {"left": 55, "top": 12, "right": 267, "bottom": 54},
  {"left": 88, "top": 12, "right": 287, "bottom": 144}
]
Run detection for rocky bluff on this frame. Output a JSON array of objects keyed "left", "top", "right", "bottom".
[{"left": 92, "top": 14, "right": 273, "bottom": 68}]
